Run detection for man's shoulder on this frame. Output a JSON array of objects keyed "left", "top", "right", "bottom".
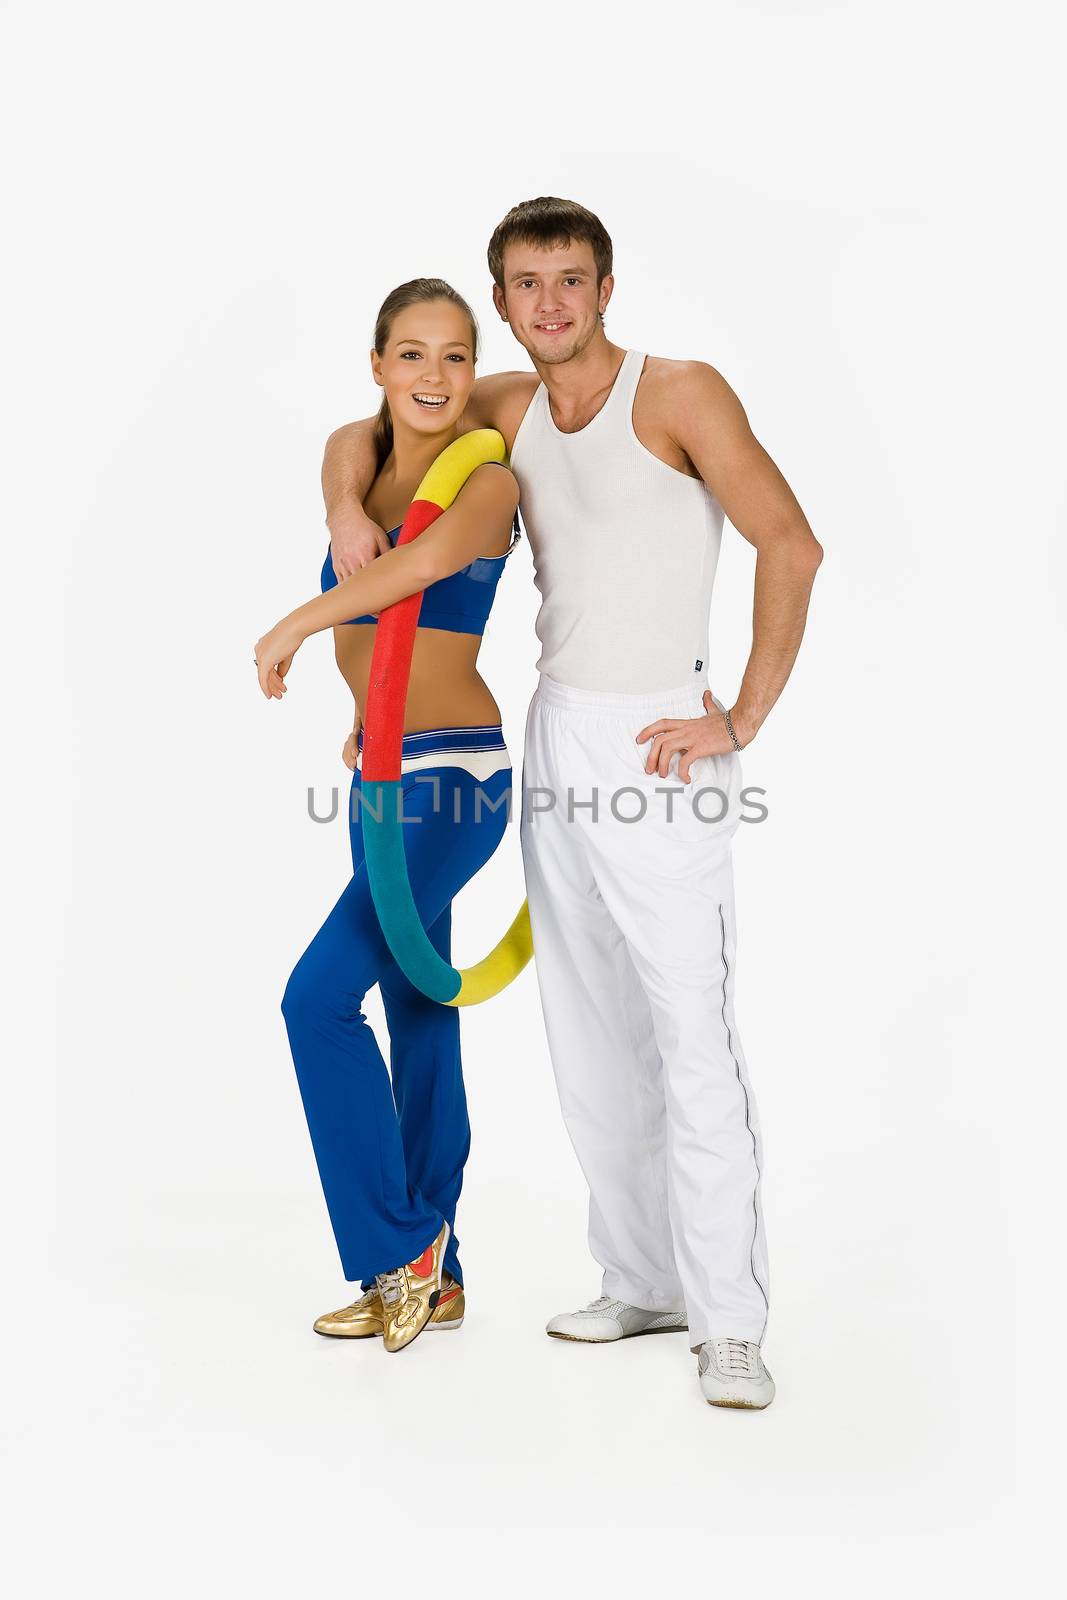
[
  {"left": 637, "top": 355, "right": 744, "bottom": 431},
  {"left": 324, "top": 415, "right": 375, "bottom": 447},
  {"left": 469, "top": 369, "right": 540, "bottom": 411},
  {"left": 464, "top": 370, "right": 540, "bottom": 445},
  {"left": 473, "top": 369, "right": 540, "bottom": 395},
  {"left": 640, "top": 354, "right": 731, "bottom": 401}
]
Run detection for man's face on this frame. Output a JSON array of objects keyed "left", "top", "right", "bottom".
[{"left": 493, "top": 240, "right": 613, "bottom": 366}]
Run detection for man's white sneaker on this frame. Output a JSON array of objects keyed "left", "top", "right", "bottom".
[
  {"left": 697, "top": 1339, "right": 775, "bottom": 1409},
  {"left": 546, "top": 1295, "right": 688, "bottom": 1342}
]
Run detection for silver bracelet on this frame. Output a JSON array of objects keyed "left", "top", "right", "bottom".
[{"left": 724, "top": 708, "right": 743, "bottom": 752}]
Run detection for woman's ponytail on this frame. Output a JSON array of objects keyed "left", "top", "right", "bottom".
[{"left": 372, "top": 394, "right": 394, "bottom": 471}]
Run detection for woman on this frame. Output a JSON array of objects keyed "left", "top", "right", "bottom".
[{"left": 254, "top": 279, "right": 521, "bottom": 1354}]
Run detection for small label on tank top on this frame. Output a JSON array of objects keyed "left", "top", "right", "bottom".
[{"left": 694, "top": 659, "right": 703, "bottom": 671}]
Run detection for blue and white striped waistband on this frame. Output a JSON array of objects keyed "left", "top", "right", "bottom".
[{"left": 356, "top": 723, "right": 511, "bottom": 780}]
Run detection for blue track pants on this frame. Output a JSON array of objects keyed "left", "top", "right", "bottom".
[{"left": 281, "top": 726, "right": 512, "bottom": 1287}]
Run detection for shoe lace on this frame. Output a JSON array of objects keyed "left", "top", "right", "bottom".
[
  {"left": 713, "top": 1338, "right": 759, "bottom": 1376},
  {"left": 577, "top": 1295, "right": 626, "bottom": 1318},
  {"left": 375, "top": 1267, "right": 406, "bottom": 1308}
]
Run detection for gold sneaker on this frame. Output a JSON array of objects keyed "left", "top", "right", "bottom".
[
  {"left": 376, "top": 1221, "right": 451, "bottom": 1354},
  {"left": 313, "top": 1275, "right": 465, "bottom": 1339},
  {"left": 428, "top": 1277, "right": 465, "bottom": 1330},
  {"left": 313, "top": 1286, "right": 384, "bottom": 1339}
]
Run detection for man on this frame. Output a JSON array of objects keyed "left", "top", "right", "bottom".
[{"left": 322, "top": 197, "right": 823, "bottom": 1408}]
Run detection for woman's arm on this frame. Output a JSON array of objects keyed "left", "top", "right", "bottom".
[
  {"left": 255, "top": 464, "right": 519, "bottom": 699},
  {"left": 342, "top": 697, "right": 362, "bottom": 771},
  {"left": 322, "top": 377, "right": 535, "bottom": 577}
]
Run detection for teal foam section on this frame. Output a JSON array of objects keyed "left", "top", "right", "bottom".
[{"left": 361, "top": 781, "right": 462, "bottom": 1005}]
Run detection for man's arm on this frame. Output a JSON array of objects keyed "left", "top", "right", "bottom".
[
  {"left": 322, "top": 374, "right": 537, "bottom": 581},
  {"left": 462, "top": 371, "right": 539, "bottom": 445},
  {"left": 672, "top": 363, "right": 824, "bottom": 746},
  {"left": 322, "top": 418, "right": 387, "bottom": 582}
]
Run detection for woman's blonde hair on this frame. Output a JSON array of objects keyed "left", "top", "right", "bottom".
[{"left": 372, "top": 278, "right": 480, "bottom": 469}]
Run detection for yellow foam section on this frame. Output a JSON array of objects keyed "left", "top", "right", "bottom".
[
  {"left": 415, "top": 429, "right": 507, "bottom": 510},
  {"left": 446, "top": 901, "right": 534, "bottom": 1007}
]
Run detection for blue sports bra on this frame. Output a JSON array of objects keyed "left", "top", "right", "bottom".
[{"left": 320, "top": 512, "right": 521, "bottom": 636}]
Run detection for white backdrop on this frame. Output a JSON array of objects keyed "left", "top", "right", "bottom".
[{"left": 5, "top": 0, "right": 1063, "bottom": 1591}]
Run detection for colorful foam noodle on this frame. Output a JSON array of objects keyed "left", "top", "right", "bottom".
[{"left": 359, "top": 430, "right": 533, "bottom": 1007}]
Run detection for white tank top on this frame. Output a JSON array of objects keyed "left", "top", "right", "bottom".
[{"left": 509, "top": 348, "right": 725, "bottom": 692}]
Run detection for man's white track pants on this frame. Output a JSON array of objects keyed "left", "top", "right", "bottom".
[{"left": 520, "top": 673, "right": 770, "bottom": 1347}]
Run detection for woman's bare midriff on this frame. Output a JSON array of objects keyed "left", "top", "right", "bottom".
[{"left": 334, "top": 624, "right": 502, "bottom": 732}]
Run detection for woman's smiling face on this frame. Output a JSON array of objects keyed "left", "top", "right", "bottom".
[{"left": 372, "top": 298, "right": 476, "bottom": 438}]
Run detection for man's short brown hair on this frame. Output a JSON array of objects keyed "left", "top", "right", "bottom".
[{"left": 487, "top": 196, "right": 613, "bottom": 289}]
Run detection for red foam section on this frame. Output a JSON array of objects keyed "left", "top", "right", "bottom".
[
  {"left": 361, "top": 499, "right": 443, "bottom": 781},
  {"left": 396, "top": 498, "right": 441, "bottom": 545}
]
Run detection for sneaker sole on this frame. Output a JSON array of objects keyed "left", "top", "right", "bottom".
[
  {"left": 546, "top": 1323, "right": 688, "bottom": 1343},
  {"left": 313, "top": 1316, "right": 464, "bottom": 1340},
  {"left": 704, "top": 1395, "right": 773, "bottom": 1409}
]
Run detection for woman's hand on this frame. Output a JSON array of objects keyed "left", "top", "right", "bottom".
[
  {"left": 253, "top": 620, "right": 304, "bottom": 700},
  {"left": 342, "top": 706, "right": 363, "bottom": 771}
]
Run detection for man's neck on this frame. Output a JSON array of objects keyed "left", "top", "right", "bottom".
[{"left": 532, "top": 334, "right": 627, "bottom": 422}]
